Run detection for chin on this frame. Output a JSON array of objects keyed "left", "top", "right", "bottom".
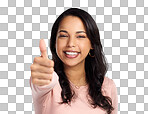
[
  {"left": 64, "top": 62, "right": 79, "bottom": 67},
  {"left": 63, "top": 60, "right": 85, "bottom": 68}
]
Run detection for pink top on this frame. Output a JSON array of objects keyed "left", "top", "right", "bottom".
[{"left": 30, "top": 71, "right": 118, "bottom": 114}]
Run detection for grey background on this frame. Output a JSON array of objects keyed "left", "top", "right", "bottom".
[{"left": 0, "top": 0, "right": 148, "bottom": 114}]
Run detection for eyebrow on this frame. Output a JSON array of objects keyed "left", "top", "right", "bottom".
[{"left": 58, "top": 30, "right": 86, "bottom": 34}]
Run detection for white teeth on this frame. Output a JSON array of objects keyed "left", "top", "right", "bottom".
[{"left": 65, "top": 52, "right": 79, "bottom": 55}]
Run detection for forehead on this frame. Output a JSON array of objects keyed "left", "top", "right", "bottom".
[{"left": 58, "top": 16, "right": 86, "bottom": 31}]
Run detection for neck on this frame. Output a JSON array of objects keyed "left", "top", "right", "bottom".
[{"left": 64, "top": 63, "right": 87, "bottom": 87}]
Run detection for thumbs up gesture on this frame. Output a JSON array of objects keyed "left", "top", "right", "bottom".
[{"left": 30, "top": 39, "right": 54, "bottom": 86}]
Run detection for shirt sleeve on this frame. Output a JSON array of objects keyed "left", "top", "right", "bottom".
[
  {"left": 110, "top": 79, "right": 118, "bottom": 114},
  {"left": 30, "top": 71, "right": 59, "bottom": 104}
]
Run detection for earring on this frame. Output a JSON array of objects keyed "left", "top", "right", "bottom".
[{"left": 89, "top": 49, "right": 95, "bottom": 57}]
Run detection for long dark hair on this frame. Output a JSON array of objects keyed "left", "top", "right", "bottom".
[{"left": 50, "top": 8, "right": 114, "bottom": 114}]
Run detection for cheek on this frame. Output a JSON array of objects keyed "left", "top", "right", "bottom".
[
  {"left": 80, "top": 41, "right": 91, "bottom": 52},
  {"left": 56, "top": 40, "right": 65, "bottom": 53}
]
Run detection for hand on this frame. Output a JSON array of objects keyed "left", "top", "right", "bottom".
[{"left": 30, "top": 39, "right": 54, "bottom": 86}]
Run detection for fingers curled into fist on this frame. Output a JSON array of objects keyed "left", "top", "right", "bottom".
[{"left": 30, "top": 39, "right": 55, "bottom": 86}]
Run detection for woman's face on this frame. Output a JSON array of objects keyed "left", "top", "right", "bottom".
[{"left": 55, "top": 16, "right": 92, "bottom": 67}]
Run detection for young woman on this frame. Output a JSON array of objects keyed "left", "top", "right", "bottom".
[{"left": 30, "top": 8, "right": 118, "bottom": 114}]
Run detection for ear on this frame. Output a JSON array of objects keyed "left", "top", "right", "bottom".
[{"left": 90, "top": 45, "right": 94, "bottom": 50}]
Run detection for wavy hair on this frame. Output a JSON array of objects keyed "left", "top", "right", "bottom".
[{"left": 49, "top": 8, "right": 114, "bottom": 114}]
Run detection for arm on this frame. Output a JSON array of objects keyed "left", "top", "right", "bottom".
[
  {"left": 110, "top": 79, "right": 118, "bottom": 114},
  {"left": 30, "top": 71, "right": 59, "bottom": 103}
]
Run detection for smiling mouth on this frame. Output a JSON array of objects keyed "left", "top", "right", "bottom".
[
  {"left": 63, "top": 51, "right": 80, "bottom": 58},
  {"left": 64, "top": 51, "right": 80, "bottom": 55}
]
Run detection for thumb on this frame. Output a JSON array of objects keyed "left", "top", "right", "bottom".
[{"left": 39, "top": 39, "right": 48, "bottom": 59}]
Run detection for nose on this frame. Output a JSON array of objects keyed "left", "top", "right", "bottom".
[{"left": 66, "top": 36, "right": 76, "bottom": 47}]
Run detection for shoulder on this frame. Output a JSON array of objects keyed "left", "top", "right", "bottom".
[
  {"left": 102, "top": 77, "right": 118, "bottom": 113},
  {"left": 102, "top": 76, "right": 116, "bottom": 87},
  {"left": 102, "top": 76, "right": 117, "bottom": 96}
]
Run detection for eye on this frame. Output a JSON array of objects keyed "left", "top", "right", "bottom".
[
  {"left": 59, "top": 35, "right": 68, "bottom": 37},
  {"left": 77, "top": 35, "right": 86, "bottom": 38}
]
